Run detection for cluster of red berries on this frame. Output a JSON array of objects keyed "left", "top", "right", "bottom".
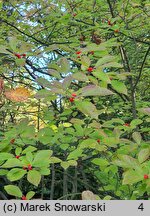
[
  {"left": 14, "top": 53, "right": 26, "bottom": 59},
  {"left": 76, "top": 51, "right": 82, "bottom": 58},
  {"left": 69, "top": 93, "right": 77, "bottom": 103},
  {"left": 23, "top": 164, "right": 33, "bottom": 171}
]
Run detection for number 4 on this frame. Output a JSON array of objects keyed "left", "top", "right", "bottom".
[{"left": 138, "top": 203, "right": 144, "bottom": 211}]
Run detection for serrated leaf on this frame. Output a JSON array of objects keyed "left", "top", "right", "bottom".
[
  {"left": 27, "top": 170, "right": 41, "bottom": 186},
  {"left": 80, "top": 85, "right": 114, "bottom": 97},
  {"left": 4, "top": 185, "right": 22, "bottom": 197},
  {"left": 138, "top": 148, "right": 150, "bottom": 163},
  {"left": 111, "top": 80, "right": 127, "bottom": 95}
]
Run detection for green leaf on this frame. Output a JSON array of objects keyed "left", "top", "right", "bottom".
[
  {"left": 103, "top": 137, "right": 120, "bottom": 147},
  {"left": 7, "top": 168, "right": 27, "bottom": 181},
  {"left": 80, "top": 85, "right": 114, "bottom": 97},
  {"left": 2, "top": 158, "right": 22, "bottom": 168},
  {"left": 0, "top": 153, "right": 14, "bottom": 161},
  {"left": 50, "top": 157, "right": 62, "bottom": 163},
  {"left": 0, "top": 169, "right": 8, "bottom": 175},
  {"left": 130, "top": 119, "right": 143, "bottom": 127},
  {"left": 95, "top": 55, "right": 117, "bottom": 67},
  {"left": 4, "top": 185, "right": 22, "bottom": 197},
  {"left": 91, "top": 158, "right": 109, "bottom": 167},
  {"left": 26, "top": 152, "right": 33, "bottom": 164},
  {"left": 138, "top": 108, "right": 150, "bottom": 116},
  {"left": 93, "top": 71, "right": 111, "bottom": 83},
  {"left": 48, "top": 69, "right": 61, "bottom": 79},
  {"left": 15, "top": 58, "right": 26, "bottom": 66},
  {"left": 75, "top": 101, "right": 99, "bottom": 119},
  {"left": 22, "top": 146, "right": 37, "bottom": 154},
  {"left": 61, "top": 161, "right": 70, "bottom": 170},
  {"left": 15, "top": 147, "right": 22, "bottom": 156},
  {"left": 138, "top": 148, "right": 150, "bottom": 163},
  {"left": 27, "top": 170, "right": 41, "bottom": 186},
  {"left": 67, "top": 149, "right": 83, "bottom": 160},
  {"left": 72, "top": 72, "right": 89, "bottom": 82},
  {"left": 111, "top": 80, "right": 127, "bottom": 95},
  {"left": 32, "top": 150, "right": 52, "bottom": 167},
  {"left": 113, "top": 155, "right": 140, "bottom": 169},
  {"left": 26, "top": 191, "right": 35, "bottom": 200},
  {"left": 61, "top": 160, "right": 77, "bottom": 170},
  {"left": 58, "top": 57, "right": 70, "bottom": 74},
  {"left": 123, "top": 170, "right": 143, "bottom": 185},
  {"left": 81, "top": 56, "right": 91, "bottom": 70},
  {"left": 132, "top": 132, "right": 142, "bottom": 144},
  {"left": 79, "top": 139, "right": 98, "bottom": 149},
  {"left": 39, "top": 168, "right": 50, "bottom": 175}
]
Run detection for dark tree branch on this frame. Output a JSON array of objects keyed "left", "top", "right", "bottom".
[{"left": 133, "top": 46, "right": 150, "bottom": 90}]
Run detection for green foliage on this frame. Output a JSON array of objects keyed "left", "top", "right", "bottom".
[{"left": 0, "top": 0, "right": 149, "bottom": 200}]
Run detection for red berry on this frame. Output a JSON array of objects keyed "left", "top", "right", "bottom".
[
  {"left": 73, "top": 13, "right": 77, "bottom": 17},
  {"left": 89, "top": 51, "right": 94, "bottom": 55},
  {"left": 77, "top": 55, "right": 81, "bottom": 58},
  {"left": 15, "top": 155, "right": 20, "bottom": 159},
  {"left": 10, "top": 138, "right": 15, "bottom": 144},
  {"left": 97, "top": 139, "right": 100, "bottom": 143},
  {"left": 69, "top": 97, "right": 74, "bottom": 102},
  {"left": 23, "top": 166, "right": 27, "bottom": 170},
  {"left": 15, "top": 53, "right": 22, "bottom": 59},
  {"left": 144, "top": 174, "right": 149, "bottom": 179},
  {"left": 21, "top": 196, "right": 27, "bottom": 200},
  {"left": 108, "top": 20, "right": 111, "bottom": 25},
  {"left": 114, "top": 29, "right": 119, "bottom": 33},
  {"left": 76, "top": 51, "right": 81, "bottom": 55},
  {"left": 87, "top": 67, "right": 94, "bottom": 72},
  {"left": 22, "top": 54, "right": 26, "bottom": 57},
  {"left": 72, "top": 93, "right": 77, "bottom": 97},
  {"left": 27, "top": 164, "right": 32, "bottom": 170},
  {"left": 124, "top": 123, "right": 130, "bottom": 127}
]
